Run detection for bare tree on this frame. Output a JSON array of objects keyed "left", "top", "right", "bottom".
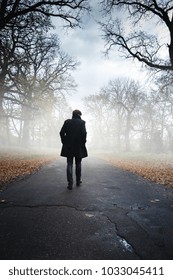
[
  {"left": 0, "top": 0, "right": 90, "bottom": 110},
  {"left": 0, "top": 5, "right": 79, "bottom": 146},
  {"left": 0, "top": 11, "right": 53, "bottom": 143},
  {"left": 13, "top": 41, "right": 77, "bottom": 147},
  {"left": 103, "top": 78, "right": 143, "bottom": 151},
  {"left": 152, "top": 78, "right": 173, "bottom": 151},
  {"left": 83, "top": 93, "right": 114, "bottom": 149},
  {"left": 83, "top": 75, "right": 173, "bottom": 153},
  {"left": 1, "top": 23, "right": 77, "bottom": 147},
  {"left": 100, "top": 0, "right": 173, "bottom": 71},
  {"left": 83, "top": 78, "right": 143, "bottom": 152},
  {"left": 0, "top": 0, "right": 90, "bottom": 31}
]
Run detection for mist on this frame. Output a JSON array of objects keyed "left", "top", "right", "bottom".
[
  {"left": 82, "top": 77, "right": 173, "bottom": 156},
  {"left": 1, "top": 74, "right": 173, "bottom": 158}
]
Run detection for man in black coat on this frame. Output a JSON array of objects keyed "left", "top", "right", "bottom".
[{"left": 60, "top": 109, "right": 88, "bottom": 190}]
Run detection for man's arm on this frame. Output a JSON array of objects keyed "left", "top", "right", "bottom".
[
  {"left": 81, "top": 121, "right": 87, "bottom": 144},
  {"left": 60, "top": 122, "right": 66, "bottom": 144}
]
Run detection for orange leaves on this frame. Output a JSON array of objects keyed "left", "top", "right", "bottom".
[
  {"left": 103, "top": 155, "right": 173, "bottom": 188},
  {"left": 0, "top": 153, "right": 56, "bottom": 188}
]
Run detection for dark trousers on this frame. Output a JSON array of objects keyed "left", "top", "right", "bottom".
[{"left": 67, "top": 157, "right": 82, "bottom": 185}]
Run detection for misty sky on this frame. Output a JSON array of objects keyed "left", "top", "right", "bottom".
[{"left": 53, "top": 2, "right": 148, "bottom": 111}]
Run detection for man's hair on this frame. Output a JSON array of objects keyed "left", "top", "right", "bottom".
[{"left": 72, "top": 109, "right": 82, "bottom": 117}]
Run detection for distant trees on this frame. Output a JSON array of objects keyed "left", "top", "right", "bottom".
[
  {"left": 83, "top": 92, "right": 113, "bottom": 149},
  {"left": 100, "top": 0, "right": 173, "bottom": 71},
  {"left": 83, "top": 77, "right": 173, "bottom": 153},
  {"left": 84, "top": 79, "right": 143, "bottom": 152},
  {"left": 103, "top": 79, "right": 143, "bottom": 151}
]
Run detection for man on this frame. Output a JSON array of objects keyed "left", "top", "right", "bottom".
[{"left": 60, "top": 109, "right": 88, "bottom": 190}]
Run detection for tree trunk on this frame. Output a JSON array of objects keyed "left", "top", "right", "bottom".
[
  {"left": 117, "top": 114, "right": 121, "bottom": 151},
  {"left": 168, "top": 27, "right": 173, "bottom": 68},
  {"left": 21, "top": 106, "right": 30, "bottom": 148},
  {"left": 125, "top": 112, "right": 131, "bottom": 152},
  {"left": 0, "top": 95, "right": 6, "bottom": 145}
]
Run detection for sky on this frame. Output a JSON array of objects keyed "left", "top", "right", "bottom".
[{"left": 53, "top": 1, "right": 149, "bottom": 111}]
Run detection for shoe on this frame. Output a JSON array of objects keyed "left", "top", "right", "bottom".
[
  {"left": 76, "top": 180, "right": 82, "bottom": 186},
  {"left": 67, "top": 184, "right": 73, "bottom": 190}
]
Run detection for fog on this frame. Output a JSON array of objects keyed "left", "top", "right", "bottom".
[{"left": 1, "top": 75, "right": 173, "bottom": 157}]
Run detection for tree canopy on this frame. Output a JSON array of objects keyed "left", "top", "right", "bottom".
[
  {"left": 0, "top": 0, "right": 90, "bottom": 30},
  {"left": 0, "top": 0, "right": 85, "bottom": 147},
  {"left": 100, "top": 0, "right": 173, "bottom": 71}
]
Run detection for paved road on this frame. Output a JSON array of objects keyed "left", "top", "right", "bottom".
[{"left": 0, "top": 156, "right": 173, "bottom": 260}]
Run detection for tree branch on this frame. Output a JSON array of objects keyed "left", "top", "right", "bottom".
[
  {"left": 101, "top": 0, "right": 173, "bottom": 71},
  {"left": 0, "top": 0, "right": 90, "bottom": 30}
]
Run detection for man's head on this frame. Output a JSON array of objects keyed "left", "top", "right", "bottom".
[{"left": 72, "top": 109, "right": 82, "bottom": 118}]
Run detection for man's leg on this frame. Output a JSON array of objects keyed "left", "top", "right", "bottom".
[
  {"left": 75, "top": 157, "right": 82, "bottom": 186},
  {"left": 67, "top": 157, "right": 73, "bottom": 189}
]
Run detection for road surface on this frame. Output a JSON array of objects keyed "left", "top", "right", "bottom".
[{"left": 0, "top": 156, "right": 173, "bottom": 260}]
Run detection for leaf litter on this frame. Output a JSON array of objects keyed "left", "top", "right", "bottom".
[
  {"left": 0, "top": 151, "right": 57, "bottom": 189},
  {"left": 1, "top": 151, "right": 173, "bottom": 190},
  {"left": 101, "top": 153, "right": 173, "bottom": 189}
]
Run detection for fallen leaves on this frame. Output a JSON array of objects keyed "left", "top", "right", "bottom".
[
  {"left": 0, "top": 151, "right": 57, "bottom": 189},
  {"left": 1, "top": 150, "right": 173, "bottom": 190},
  {"left": 101, "top": 154, "right": 173, "bottom": 188}
]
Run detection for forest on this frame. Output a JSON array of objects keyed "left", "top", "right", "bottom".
[{"left": 1, "top": 1, "right": 173, "bottom": 154}]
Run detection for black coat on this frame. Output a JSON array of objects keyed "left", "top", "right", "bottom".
[{"left": 60, "top": 116, "right": 88, "bottom": 158}]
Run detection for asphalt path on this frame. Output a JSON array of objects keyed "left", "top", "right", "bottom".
[{"left": 0, "top": 156, "right": 173, "bottom": 260}]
